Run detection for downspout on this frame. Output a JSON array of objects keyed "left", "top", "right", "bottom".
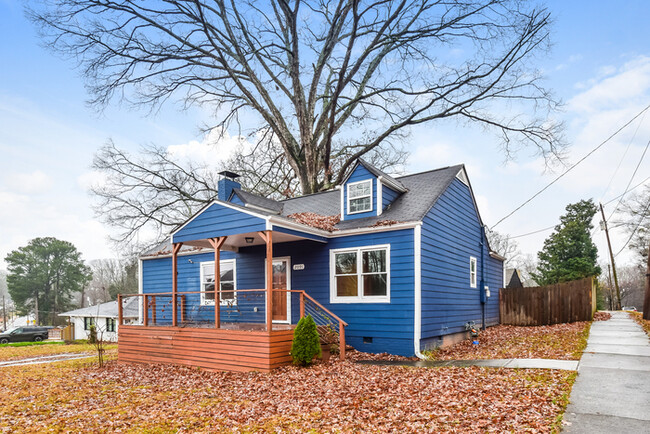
[
  {"left": 414, "top": 224, "right": 426, "bottom": 359},
  {"left": 480, "top": 225, "right": 487, "bottom": 330}
]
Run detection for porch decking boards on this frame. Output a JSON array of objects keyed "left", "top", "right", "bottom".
[{"left": 118, "top": 325, "right": 294, "bottom": 373}]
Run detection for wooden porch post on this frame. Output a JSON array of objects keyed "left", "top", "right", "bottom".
[
  {"left": 171, "top": 242, "right": 183, "bottom": 327},
  {"left": 258, "top": 230, "right": 273, "bottom": 332},
  {"left": 117, "top": 294, "right": 123, "bottom": 326},
  {"left": 209, "top": 237, "right": 227, "bottom": 328}
]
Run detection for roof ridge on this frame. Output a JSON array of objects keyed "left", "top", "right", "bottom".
[
  {"left": 279, "top": 188, "right": 338, "bottom": 202},
  {"left": 394, "top": 164, "right": 463, "bottom": 180}
]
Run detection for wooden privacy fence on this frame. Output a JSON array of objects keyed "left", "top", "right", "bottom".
[{"left": 500, "top": 277, "right": 597, "bottom": 326}]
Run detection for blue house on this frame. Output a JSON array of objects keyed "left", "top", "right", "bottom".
[{"left": 121, "top": 160, "right": 504, "bottom": 372}]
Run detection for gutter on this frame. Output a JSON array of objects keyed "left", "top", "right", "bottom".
[{"left": 413, "top": 223, "right": 426, "bottom": 359}]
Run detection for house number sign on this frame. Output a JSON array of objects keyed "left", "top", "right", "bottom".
[{"left": 293, "top": 264, "right": 305, "bottom": 271}]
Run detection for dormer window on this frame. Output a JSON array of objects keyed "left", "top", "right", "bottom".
[{"left": 347, "top": 180, "right": 373, "bottom": 214}]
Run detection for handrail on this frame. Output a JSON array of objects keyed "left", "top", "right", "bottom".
[{"left": 118, "top": 288, "right": 348, "bottom": 360}]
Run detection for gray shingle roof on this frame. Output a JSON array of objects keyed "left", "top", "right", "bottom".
[
  {"left": 59, "top": 297, "right": 139, "bottom": 318},
  {"left": 355, "top": 159, "right": 406, "bottom": 192},
  {"left": 145, "top": 161, "right": 465, "bottom": 256}
]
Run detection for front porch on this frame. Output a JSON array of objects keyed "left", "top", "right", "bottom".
[{"left": 118, "top": 206, "right": 347, "bottom": 372}]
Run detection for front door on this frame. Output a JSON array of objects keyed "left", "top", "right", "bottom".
[{"left": 271, "top": 258, "right": 290, "bottom": 322}]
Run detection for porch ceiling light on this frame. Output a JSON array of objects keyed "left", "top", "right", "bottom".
[{"left": 245, "top": 237, "right": 254, "bottom": 244}]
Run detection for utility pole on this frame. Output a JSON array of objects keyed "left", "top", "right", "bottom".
[
  {"left": 643, "top": 245, "right": 650, "bottom": 320},
  {"left": 607, "top": 264, "right": 614, "bottom": 311},
  {"left": 600, "top": 203, "right": 622, "bottom": 310}
]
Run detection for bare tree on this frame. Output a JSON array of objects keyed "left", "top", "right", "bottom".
[
  {"left": 485, "top": 229, "right": 521, "bottom": 267},
  {"left": 31, "top": 0, "right": 563, "bottom": 197},
  {"left": 84, "top": 259, "right": 138, "bottom": 304},
  {"left": 621, "top": 185, "right": 650, "bottom": 267}
]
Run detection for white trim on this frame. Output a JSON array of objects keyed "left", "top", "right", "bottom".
[
  {"left": 455, "top": 167, "right": 469, "bottom": 186},
  {"left": 489, "top": 251, "right": 506, "bottom": 261},
  {"left": 199, "top": 259, "right": 237, "bottom": 306},
  {"left": 338, "top": 185, "right": 344, "bottom": 221},
  {"left": 265, "top": 256, "right": 292, "bottom": 324},
  {"left": 470, "top": 256, "right": 477, "bottom": 288},
  {"left": 346, "top": 179, "right": 373, "bottom": 215},
  {"left": 138, "top": 258, "right": 143, "bottom": 325},
  {"left": 171, "top": 199, "right": 271, "bottom": 241},
  {"left": 377, "top": 178, "right": 383, "bottom": 216},
  {"left": 414, "top": 224, "right": 425, "bottom": 359},
  {"left": 330, "top": 222, "right": 419, "bottom": 237},
  {"left": 329, "top": 244, "right": 390, "bottom": 304}
]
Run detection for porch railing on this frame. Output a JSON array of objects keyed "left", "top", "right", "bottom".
[{"left": 118, "top": 290, "right": 348, "bottom": 360}]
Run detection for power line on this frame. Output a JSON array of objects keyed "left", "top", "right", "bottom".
[
  {"left": 603, "top": 175, "right": 650, "bottom": 205},
  {"left": 491, "top": 103, "right": 650, "bottom": 229},
  {"left": 607, "top": 138, "right": 650, "bottom": 221},
  {"left": 510, "top": 225, "right": 556, "bottom": 239},
  {"left": 614, "top": 199, "right": 650, "bottom": 258}
]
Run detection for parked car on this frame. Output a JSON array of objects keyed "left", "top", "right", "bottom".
[
  {"left": 0, "top": 326, "right": 53, "bottom": 344},
  {"left": 622, "top": 306, "right": 637, "bottom": 312}
]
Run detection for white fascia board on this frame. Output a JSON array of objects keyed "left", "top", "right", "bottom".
[
  {"left": 380, "top": 176, "right": 407, "bottom": 193},
  {"left": 489, "top": 251, "right": 506, "bottom": 261},
  {"left": 170, "top": 199, "right": 271, "bottom": 241},
  {"left": 138, "top": 258, "right": 143, "bottom": 324},
  {"left": 338, "top": 185, "right": 344, "bottom": 221},
  {"left": 330, "top": 221, "right": 420, "bottom": 237}
]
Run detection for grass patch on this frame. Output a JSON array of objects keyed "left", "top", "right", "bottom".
[
  {"left": 0, "top": 341, "right": 117, "bottom": 362},
  {"left": 0, "top": 341, "right": 67, "bottom": 348}
]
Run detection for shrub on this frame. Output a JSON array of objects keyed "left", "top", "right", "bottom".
[{"left": 290, "top": 315, "right": 321, "bottom": 366}]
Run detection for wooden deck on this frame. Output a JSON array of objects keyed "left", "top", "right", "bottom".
[{"left": 118, "top": 325, "right": 294, "bottom": 373}]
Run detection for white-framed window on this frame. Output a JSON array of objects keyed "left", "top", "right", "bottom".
[
  {"left": 347, "top": 179, "right": 373, "bottom": 214},
  {"left": 200, "top": 260, "right": 237, "bottom": 306},
  {"left": 330, "top": 245, "right": 390, "bottom": 303},
  {"left": 470, "top": 257, "right": 477, "bottom": 288}
]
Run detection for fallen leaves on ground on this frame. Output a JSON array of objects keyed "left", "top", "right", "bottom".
[
  {"left": 593, "top": 311, "right": 612, "bottom": 321},
  {"left": 429, "top": 322, "right": 591, "bottom": 361},
  {"left": 630, "top": 312, "right": 650, "bottom": 337},
  {"left": 0, "top": 342, "right": 116, "bottom": 362},
  {"left": 0, "top": 355, "right": 575, "bottom": 433}
]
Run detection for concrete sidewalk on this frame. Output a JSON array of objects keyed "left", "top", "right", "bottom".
[{"left": 563, "top": 311, "right": 650, "bottom": 433}]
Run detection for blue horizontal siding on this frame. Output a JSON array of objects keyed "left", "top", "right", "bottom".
[
  {"left": 142, "top": 227, "right": 416, "bottom": 356},
  {"left": 420, "top": 178, "right": 503, "bottom": 346},
  {"left": 343, "top": 164, "right": 377, "bottom": 220},
  {"left": 381, "top": 184, "right": 400, "bottom": 211},
  {"left": 173, "top": 202, "right": 267, "bottom": 242}
]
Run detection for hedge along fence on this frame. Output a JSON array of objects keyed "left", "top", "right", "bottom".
[{"left": 500, "top": 277, "right": 596, "bottom": 326}]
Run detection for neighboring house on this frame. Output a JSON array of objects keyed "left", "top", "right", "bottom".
[
  {"left": 505, "top": 268, "right": 525, "bottom": 289},
  {"left": 131, "top": 159, "right": 504, "bottom": 364},
  {"left": 59, "top": 297, "right": 138, "bottom": 341}
]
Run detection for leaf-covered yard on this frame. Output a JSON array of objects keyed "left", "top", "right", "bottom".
[
  {"left": 630, "top": 312, "right": 650, "bottom": 337},
  {"left": 0, "top": 353, "right": 576, "bottom": 432},
  {"left": 428, "top": 322, "right": 591, "bottom": 361}
]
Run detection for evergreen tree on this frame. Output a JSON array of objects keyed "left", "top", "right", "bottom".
[
  {"left": 290, "top": 315, "right": 321, "bottom": 366},
  {"left": 533, "top": 199, "right": 601, "bottom": 285},
  {"left": 5, "top": 237, "right": 92, "bottom": 325}
]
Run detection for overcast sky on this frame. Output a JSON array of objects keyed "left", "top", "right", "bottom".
[{"left": 1, "top": 0, "right": 649, "bottom": 270}]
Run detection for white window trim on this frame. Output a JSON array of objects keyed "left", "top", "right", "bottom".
[
  {"left": 330, "top": 244, "right": 390, "bottom": 303},
  {"left": 346, "top": 179, "right": 373, "bottom": 215},
  {"left": 470, "top": 256, "right": 477, "bottom": 288},
  {"left": 199, "top": 259, "right": 237, "bottom": 306}
]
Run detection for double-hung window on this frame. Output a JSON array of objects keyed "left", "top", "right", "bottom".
[
  {"left": 83, "top": 317, "right": 95, "bottom": 331},
  {"left": 200, "top": 260, "right": 236, "bottom": 306},
  {"left": 331, "top": 245, "right": 389, "bottom": 303},
  {"left": 106, "top": 318, "right": 116, "bottom": 333},
  {"left": 347, "top": 179, "right": 373, "bottom": 214},
  {"left": 470, "top": 257, "right": 477, "bottom": 288}
]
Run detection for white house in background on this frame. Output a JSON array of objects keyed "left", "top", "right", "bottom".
[{"left": 59, "top": 298, "right": 139, "bottom": 342}]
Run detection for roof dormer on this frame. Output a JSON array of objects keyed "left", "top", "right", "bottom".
[{"left": 339, "top": 159, "right": 406, "bottom": 221}]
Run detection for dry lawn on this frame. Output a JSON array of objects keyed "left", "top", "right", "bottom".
[
  {"left": 428, "top": 322, "right": 591, "bottom": 361},
  {"left": 0, "top": 354, "right": 576, "bottom": 433},
  {"left": 0, "top": 342, "right": 116, "bottom": 362}
]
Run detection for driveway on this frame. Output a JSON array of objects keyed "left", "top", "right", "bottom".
[{"left": 563, "top": 311, "right": 650, "bottom": 433}]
